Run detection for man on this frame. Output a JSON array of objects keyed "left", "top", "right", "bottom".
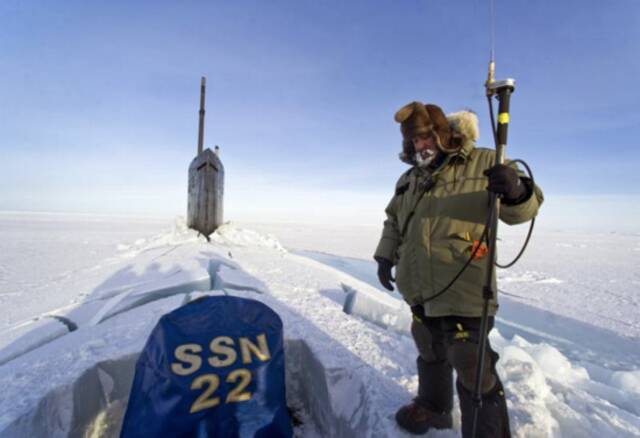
[{"left": 374, "top": 102, "right": 543, "bottom": 437}]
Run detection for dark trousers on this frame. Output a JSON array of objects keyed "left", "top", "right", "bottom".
[
  {"left": 411, "top": 316, "right": 511, "bottom": 438},
  {"left": 411, "top": 316, "right": 498, "bottom": 394}
]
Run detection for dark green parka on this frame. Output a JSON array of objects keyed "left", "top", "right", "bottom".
[{"left": 374, "top": 111, "right": 544, "bottom": 317}]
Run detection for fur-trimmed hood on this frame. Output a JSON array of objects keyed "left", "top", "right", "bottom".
[{"left": 399, "top": 110, "right": 480, "bottom": 165}]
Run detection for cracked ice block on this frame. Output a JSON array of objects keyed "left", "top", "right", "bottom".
[
  {"left": 342, "top": 284, "right": 411, "bottom": 334},
  {"left": 0, "top": 318, "right": 69, "bottom": 366}
]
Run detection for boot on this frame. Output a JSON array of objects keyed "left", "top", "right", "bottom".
[
  {"left": 457, "top": 379, "right": 511, "bottom": 438},
  {"left": 396, "top": 357, "right": 454, "bottom": 434},
  {"left": 395, "top": 400, "right": 453, "bottom": 435}
]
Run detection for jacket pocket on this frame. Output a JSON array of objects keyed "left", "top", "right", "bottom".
[{"left": 447, "top": 232, "right": 488, "bottom": 264}]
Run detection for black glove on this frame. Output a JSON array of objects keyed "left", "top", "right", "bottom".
[
  {"left": 375, "top": 256, "right": 395, "bottom": 291},
  {"left": 483, "top": 164, "right": 527, "bottom": 204}
]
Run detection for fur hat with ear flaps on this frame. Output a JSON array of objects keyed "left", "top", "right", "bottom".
[{"left": 395, "top": 101, "right": 479, "bottom": 165}]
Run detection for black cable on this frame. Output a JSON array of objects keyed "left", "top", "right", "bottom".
[
  {"left": 421, "top": 96, "right": 536, "bottom": 302},
  {"left": 495, "top": 159, "right": 535, "bottom": 268},
  {"left": 423, "top": 198, "right": 495, "bottom": 303}
]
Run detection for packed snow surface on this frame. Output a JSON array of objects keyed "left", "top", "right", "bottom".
[{"left": 0, "top": 212, "right": 639, "bottom": 437}]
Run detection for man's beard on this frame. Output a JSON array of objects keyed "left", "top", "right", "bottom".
[{"left": 415, "top": 149, "right": 437, "bottom": 167}]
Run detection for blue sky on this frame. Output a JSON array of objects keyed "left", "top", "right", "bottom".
[{"left": 1, "top": 0, "right": 639, "bottom": 230}]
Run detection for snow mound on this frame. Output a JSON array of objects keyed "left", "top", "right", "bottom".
[
  {"left": 115, "top": 218, "right": 286, "bottom": 257},
  {"left": 114, "top": 217, "right": 203, "bottom": 258},
  {"left": 492, "top": 333, "right": 640, "bottom": 437},
  {"left": 212, "top": 223, "right": 286, "bottom": 252}
]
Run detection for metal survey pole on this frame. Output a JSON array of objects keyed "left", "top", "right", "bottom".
[{"left": 471, "top": 79, "right": 515, "bottom": 438}]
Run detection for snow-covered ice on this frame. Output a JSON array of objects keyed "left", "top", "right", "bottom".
[{"left": 0, "top": 212, "right": 638, "bottom": 437}]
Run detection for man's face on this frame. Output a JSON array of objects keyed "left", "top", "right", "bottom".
[{"left": 412, "top": 133, "right": 437, "bottom": 154}]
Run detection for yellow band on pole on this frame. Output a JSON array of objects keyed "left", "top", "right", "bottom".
[{"left": 498, "top": 112, "right": 510, "bottom": 124}]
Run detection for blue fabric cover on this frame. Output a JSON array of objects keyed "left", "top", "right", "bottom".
[{"left": 120, "top": 295, "right": 293, "bottom": 438}]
